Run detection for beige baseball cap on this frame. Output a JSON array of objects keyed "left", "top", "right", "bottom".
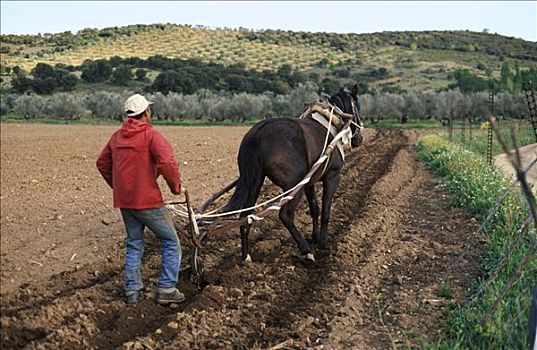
[{"left": 124, "top": 94, "right": 153, "bottom": 117}]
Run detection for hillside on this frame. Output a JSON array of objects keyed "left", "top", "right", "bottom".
[{"left": 1, "top": 23, "right": 536, "bottom": 92}]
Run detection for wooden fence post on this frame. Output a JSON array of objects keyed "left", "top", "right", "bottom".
[
  {"left": 487, "top": 91, "right": 495, "bottom": 165},
  {"left": 461, "top": 115, "right": 466, "bottom": 144},
  {"left": 523, "top": 81, "right": 537, "bottom": 143}
]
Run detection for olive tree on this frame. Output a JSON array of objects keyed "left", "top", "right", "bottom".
[
  {"left": 225, "top": 93, "right": 270, "bottom": 122},
  {"left": 45, "top": 93, "right": 86, "bottom": 119},
  {"left": 85, "top": 91, "right": 123, "bottom": 119},
  {"left": 402, "top": 92, "right": 425, "bottom": 119},
  {"left": 272, "top": 82, "right": 319, "bottom": 118},
  {"left": 14, "top": 94, "right": 45, "bottom": 118},
  {"left": 0, "top": 93, "right": 17, "bottom": 115},
  {"left": 358, "top": 94, "right": 375, "bottom": 120}
]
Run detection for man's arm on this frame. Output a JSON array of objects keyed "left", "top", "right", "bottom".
[
  {"left": 150, "top": 131, "right": 181, "bottom": 195},
  {"left": 96, "top": 141, "right": 113, "bottom": 188}
]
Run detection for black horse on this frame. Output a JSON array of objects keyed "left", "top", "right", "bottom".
[{"left": 222, "top": 85, "right": 363, "bottom": 262}]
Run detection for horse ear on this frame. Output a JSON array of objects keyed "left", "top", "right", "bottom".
[{"left": 351, "top": 84, "right": 359, "bottom": 98}]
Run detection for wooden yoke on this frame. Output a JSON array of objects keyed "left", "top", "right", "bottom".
[{"left": 300, "top": 101, "right": 354, "bottom": 128}]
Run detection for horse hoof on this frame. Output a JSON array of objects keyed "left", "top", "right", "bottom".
[
  {"left": 243, "top": 254, "right": 252, "bottom": 263},
  {"left": 306, "top": 253, "right": 315, "bottom": 262}
]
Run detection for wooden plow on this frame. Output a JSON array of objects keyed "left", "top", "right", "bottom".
[{"left": 166, "top": 105, "right": 356, "bottom": 289}]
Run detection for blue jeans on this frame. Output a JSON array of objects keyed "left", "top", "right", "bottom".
[{"left": 120, "top": 208, "right": 182, "bottom": 293}]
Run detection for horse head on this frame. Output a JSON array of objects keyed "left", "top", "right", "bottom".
[{"left": 328, "top": 84, "right": 363, "bottom": 147}]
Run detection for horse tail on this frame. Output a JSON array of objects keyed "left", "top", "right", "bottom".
[{"left": 222, "top": 139, "right": 264, "bottom": 214}]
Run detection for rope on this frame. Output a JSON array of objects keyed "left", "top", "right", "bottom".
[
  {"left": 322, "top": 106, "right": 336, "bottom": 154},
  {"left": 197, "top": 176, "right": 313, "bottom": 219},
  {"left": 165, "top": 121, "right": 352, "bottom": 221},
  {"left": 351, "top": 120, "right": 364, "bottom": 131},
  {"left": 319, "top": 106, "right": 336, "bottom": 177}
]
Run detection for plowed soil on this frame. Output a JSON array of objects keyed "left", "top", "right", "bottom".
[{"left": 1, "top": 124, "right": 481, "bottom": 349}]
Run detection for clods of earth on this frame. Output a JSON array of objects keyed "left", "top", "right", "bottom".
[{"left": 1, "top": 124, "right": 481, "bottom": 349}]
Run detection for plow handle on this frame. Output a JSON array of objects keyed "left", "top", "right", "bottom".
[{"left": 184, "top": 189, "right": 204, "bottom": 248}]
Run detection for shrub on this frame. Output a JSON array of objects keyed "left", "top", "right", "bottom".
[
  {"left": 31, "top": 77, "right": 57, "bottom": 94},
  {"left": 0, "top": 93, "right": 16, "bottom": 115},
  {"left": 31, "top": 63, "right": 56, "bottom": 79},
  {"left": 332, "top": 68, "right": 351, "bottom": 78},
  {"left": 150, "top": 92, "right": 189, "bottom": 120},
  {"left": 272, "top": 82, "right": 319, "bottom": 118},
  {"left": 111, "top": 65, "right": 133, "bottom": 86},
  {"left": 450, "top": 68, "right": 489, "bottom": 93},
  {"left": 45, "top": 93, "right": 86, "bottom": 119},
  {"left": 135, "top": 68, "right": 147, "bottom": 81},
  {"left": 477, "top": 62, "right": 487, "bottom": 71},
  {"left": 225, "top": 93, "right": 270, "bottom": 122},
  {"left": 11, "top": 75, "right": 32, "bottom": 94},
  {"left": 57, "top": 73, "right": 79, "bottom": 91},
  {"left": 81, "top": 59, "right": 113, "bottom": 83},
  {"left": 151, "top": 70, "right": 198, "bottom": 94},
  {"left": 320, "top": 78, "right": 341, "bottom": 95},
  {"left": 84, "top": 91, "right": 123, "bottom": 119},
  {"left": 14, "top": 94, "right": 45, "bottom": 118}
]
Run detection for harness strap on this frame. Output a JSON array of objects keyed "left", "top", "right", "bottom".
[
  {"left": 311, "top": 112, "right": 345, "bottom": 161},
  {"left": 299, "top": 101, "right": 354, "bottom": 127}
]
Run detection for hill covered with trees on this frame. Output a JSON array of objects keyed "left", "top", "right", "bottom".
[{"left": 1, "top": 23, "right": 536, "bottom": 95}]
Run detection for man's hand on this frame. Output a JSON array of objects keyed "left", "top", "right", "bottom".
[{"left": 173, "top": 187, "right": 186, "bottom": 195}]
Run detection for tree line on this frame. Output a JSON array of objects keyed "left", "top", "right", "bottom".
[
  {"left": 6, "top": 54, "right": 534, "bottom": 98},
  {"left": 1, "top": 84, "right": 528, "bottom": 122},
  {"left": 4, "top": 25, "right": 535, "bottom": 61},
  {"left": 242, "top": 29, "right": 537, "bottom": 61},
  {"left": 6, "top": 56, "right": 320, "bottom": 95},
  {"left": 449, "top": 64, "right": 537, "bottom": 94}
]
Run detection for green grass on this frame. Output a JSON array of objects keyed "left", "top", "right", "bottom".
[
  {"left": 437, "top": 283, "right": 454, "bottom": 299},
  {"left": 0, "top": 116, "right": 260, "bottom": 127},
  {"left": 152, "top": 119, "right": 259, "bottom": 127},
  {"left": 0, "top": 116, "right": 442, "bottom": 128},
  {"left": 445, "top": 121, "right": 535, "bottom": 156},
  {"left": 417, "top": 134, "right": 536, "bottom": 350},
  {"left": 364, "top": 119, "right": 443, "bottom": 129},
  {"left": 0, "top": 116, "right": 115, "bottom": 125}
]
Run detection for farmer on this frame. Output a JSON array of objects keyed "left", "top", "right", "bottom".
[{"left": 96, "top": 94, "right": 185, "bottom": 305}]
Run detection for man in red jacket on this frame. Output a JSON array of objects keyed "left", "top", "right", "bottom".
[{"left": 97, "top": 94, "right": 185, "bottom": 305}]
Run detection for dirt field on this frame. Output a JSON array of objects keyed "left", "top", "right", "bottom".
[{"left": 0, "top": 124, "right": 482, "bottom": 349}]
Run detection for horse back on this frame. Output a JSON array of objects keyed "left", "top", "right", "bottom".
[{"left": 238, "top": 118, "right": 341, "bottom": 188}]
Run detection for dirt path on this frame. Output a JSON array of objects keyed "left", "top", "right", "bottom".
[
  {"left": 494, "top": 143, "right": 537, "bottom": 187},
  {"left": 0, "top": 124, "right": 481, "bottom": 349}
]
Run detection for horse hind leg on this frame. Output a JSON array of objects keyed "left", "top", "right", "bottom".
[
  {"left": 319, "top": 171, "right": 341, "bottom": 249},
  {"left": 238, "top": 219, "right": 252, "bottom": 263},
  {"left": 305, "top": 184, "right": 320, "bottom": 244},
  {"left": 238, "top": 179, "right": 264, "bottom": 263},
  {"left": 278, "top": 190, "right": 314, "bottom": 261}
]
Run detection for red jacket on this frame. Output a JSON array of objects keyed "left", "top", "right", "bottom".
[{"left": 96, "top": 118, "right": 181, "bottom": 209}]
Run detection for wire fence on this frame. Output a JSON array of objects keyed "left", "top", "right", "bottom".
[
  {"left": 439, "top": 87, "right": 537, "bottom": 345},
  {"left": 437, "top": 143, "right": 536, "bottom": 347},
  {"left": 449, "top": 119, "right": 534, "bottom": 159},
  {"left": 446, "top": 85, "right": 536, "bottom": 164}
]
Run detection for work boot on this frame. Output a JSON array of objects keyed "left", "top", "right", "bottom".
[
  {"left": 156, "top": 288, "right": 185, "bottom": 305},
  {"left": 126, "top": 290, "right": 143, "bottom": 304}
]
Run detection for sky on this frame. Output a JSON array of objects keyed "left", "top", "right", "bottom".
[{"left": 1, "top": 1, "right": 536, "bottom": 41}]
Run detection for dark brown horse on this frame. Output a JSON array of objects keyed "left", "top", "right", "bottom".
[{"left": 222, "top": 85, "right": 363, "bottom": 262}]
